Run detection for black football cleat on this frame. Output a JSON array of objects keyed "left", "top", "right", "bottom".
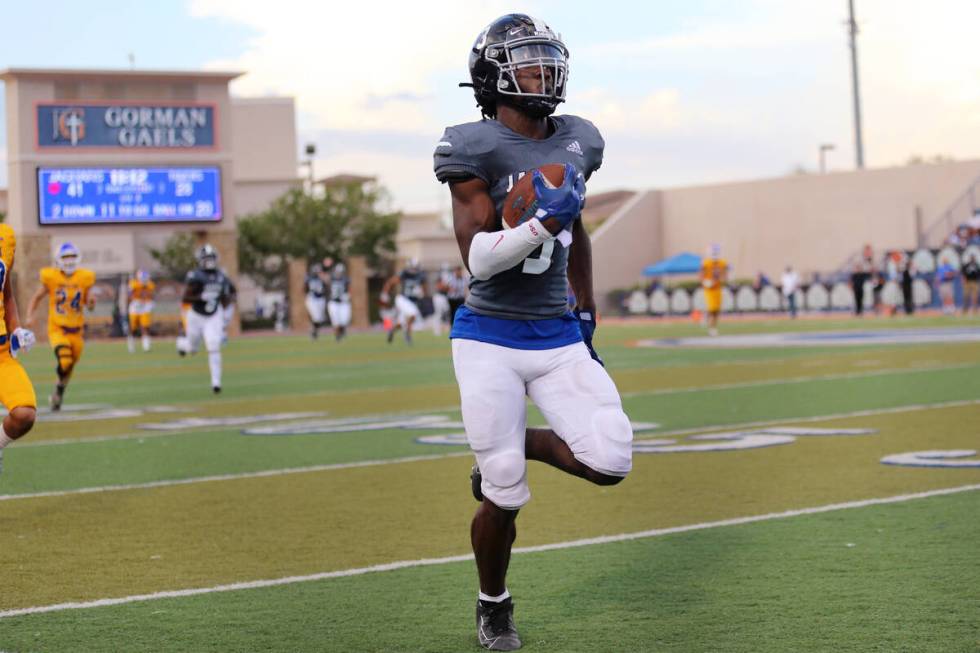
[
  {"left": 476, "top": 598, "right": 521, "bottom": 651},
  {"left": 470, "top": 464, "right": 483, "bottom": 502},
  {"left": 386, "top": 329, "right": 395, "bottom": 344},
  {"left": 212, "top": 386, "right": 221, "bottom": 394}
]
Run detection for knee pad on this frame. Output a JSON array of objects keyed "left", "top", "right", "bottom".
[
  {"left": 586, "top": 406, "right": 634, "bottom": 477},
  {"left": 480, "top": 449, "right": 528, "bottom": 509},
  {"left": 54, "top": 345, "right": 75, "bottom": 378}
]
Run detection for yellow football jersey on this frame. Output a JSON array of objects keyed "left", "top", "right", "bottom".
[
  {"left": 129, "top": 279, "right": 156, "bottom": 302},
  {"left": 0, "top": 224, "right": 16, "bottom": 337},
  {"left": 0, "top": 224, "right": 17, "bottom": 336},
  {"left": 701, "top": 258, "right": 728, "bottom": 291},
  {"left": 40, "top": 266, "right": 96, "bottom": 329}
]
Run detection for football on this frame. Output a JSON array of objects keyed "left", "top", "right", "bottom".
[{"left": 502, "top": 163, "right": 568, "bottom": 228}]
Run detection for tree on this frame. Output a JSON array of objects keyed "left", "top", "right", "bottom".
[
  {"left": 238, "top": 182, "right": 399, "bottom": 290},
  {"left": 148, "top": 232, "right": 198, "bottom": 281}
]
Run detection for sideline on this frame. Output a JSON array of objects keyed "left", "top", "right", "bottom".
[{"left": 2, "top": 482, "right": 978, "bottom": 619}]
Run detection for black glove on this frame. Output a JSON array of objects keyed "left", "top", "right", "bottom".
[{"left": 574, "top": 309, "right": 603, "bottom": 366}]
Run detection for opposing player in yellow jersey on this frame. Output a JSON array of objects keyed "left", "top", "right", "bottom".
[
  {"left": 26, "top": 242, "right": 96, "bottom": 411},
  {"left": 0, "top": 223, "right": 38, "bottom": 475},
  {"left": 127, "top": 269, "right": 155, "bottom": 353},
  {"left": 701, "top": 244, "right": 729, "bottom": 336}
]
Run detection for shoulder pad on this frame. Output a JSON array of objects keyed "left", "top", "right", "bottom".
[
  {"left": 560, "top": 115, "right": 605, "bottom": 179},
  {"left": 433, "top": 120, "right": 499, "bottom": 184}
]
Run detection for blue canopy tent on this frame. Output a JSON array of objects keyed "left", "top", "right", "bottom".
[{"left": 642, "top": 252, "right": 702, "bottom": 276}]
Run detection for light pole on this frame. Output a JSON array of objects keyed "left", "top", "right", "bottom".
[
  {"left": 847, "top": 0, "right": 865, "bottom": 169},
  {"left": 302, "top": 143, "right": 316, "bottom": 193},
  {"left": 819, "top": 143, "right": 836, "bottom": 174}
]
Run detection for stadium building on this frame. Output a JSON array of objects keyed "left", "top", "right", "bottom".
[{"left": 0, "top": 68, "right": 299, "bottom": 336}]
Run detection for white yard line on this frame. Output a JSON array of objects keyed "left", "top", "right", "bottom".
[
  {"left": 2, "top": 482, "right": 978, "bottom": 619},
  {"left": 620, "top": 362, "right": 979, "bottom": 399},
  {"left": 0, "top": 452, "right": 469, "bottom": 503},
  {"left": 6, "top": 398, "right": 979, "bottom": 502},
  {"left": 643, "top": 398, "right": 980, "bottom": 440}
]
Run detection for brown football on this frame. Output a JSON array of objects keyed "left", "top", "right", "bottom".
[{"left": 501, "top": 163, "right": 567, "bottom": 228}]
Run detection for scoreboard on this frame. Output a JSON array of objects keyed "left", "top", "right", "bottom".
[{"left": 37, "top": 167, "right": 222, "bottom": 225}]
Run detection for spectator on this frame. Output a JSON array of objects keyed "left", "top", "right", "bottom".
[
  {"left": 781, "top": 265, "right": 800, "bottom": 318},
  {"left": 935, "top": 258, "right": 957, "bottom": 314},
  {"left": 901, "top": 260, "right": 915, "bottom": 315},
  {"left": 872, "top": 272, "right": 887, "bottom": 315},
  {"left": 969, "top": 227, "right": 980, "bottom": 247},
  {"left": 947, "top": 228, "right": 967, "bottom": 248},
  {"left": 850, "top": 247, "right": 873, "bottom": 317},
  {"left": 753, "top": 271, "right": 771, "bottom": 291},
  {"left": 962, "top": 252, "right": 980, "bottom": 314}
]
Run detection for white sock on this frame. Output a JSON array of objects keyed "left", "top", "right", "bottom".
[
  {"left": 127, "top": 335, "right": 135, "bottom": 353},
  {"left": 0, "top": 425, "right": 13, "bottom": 449},
  {"left": 208, "top": 351, "right": 222, "bottom": 388},
  {"left": 142, "top": 334, "right": 151, "bottom": 351},
  {"left": 478, "top": 589, "right": 511, "bottom": 603}
]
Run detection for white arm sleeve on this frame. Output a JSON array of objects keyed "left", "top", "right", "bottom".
[{"left": 468, "top": 218, "right": 553, "bottom": 281}]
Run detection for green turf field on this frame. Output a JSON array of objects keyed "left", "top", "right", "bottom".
[{"left": 1, "top": 315, "right": 978, "bottom": 652}]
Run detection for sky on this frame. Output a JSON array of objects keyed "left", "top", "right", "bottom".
[{"left": 1, "top": 0, "right": 978, "bottom": 213}]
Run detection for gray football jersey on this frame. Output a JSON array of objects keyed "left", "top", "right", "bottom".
[{"left": 433, "top": 115, "right": 604, "bottom": 319}]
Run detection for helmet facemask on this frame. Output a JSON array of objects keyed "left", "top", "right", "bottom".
[
  {"left": 491, "top": 38, "right": 568, "bottom": 117},
  {"left": 56, "top": 243, "right": 81, "bottom": 275},
  {"left": 197, "top": 245, "right": 219, "bottom": 271}
]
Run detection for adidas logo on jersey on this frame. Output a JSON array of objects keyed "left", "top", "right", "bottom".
[{"left": 566, "top": 140, "right": 583, "bottom": 156}]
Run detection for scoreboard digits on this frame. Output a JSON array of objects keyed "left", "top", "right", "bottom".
[{"left": 38, "top": 167, "right": 222, "bottom": 225}]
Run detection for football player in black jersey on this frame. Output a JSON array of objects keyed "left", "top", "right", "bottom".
[
  {"left": 380, "top": 258, "right": 426, "bottom": 345},
  {"left": 179, "top": 245, "right": 235, "bottom": 394},
  {"left": 433, "top": 14, "right": 633, "bottom": 651},
  {"left": 304, "top": 262, "right": 328, "bottom": 340}
]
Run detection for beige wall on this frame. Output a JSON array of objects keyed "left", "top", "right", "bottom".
[
  {"left": 395, "top": 212, "right": 463, "bottom": 270},
  {"left": 231, "top": 98, "right": 298, "bottom": 217},
  {"left": 591, "top": 191, "right": 664, "bottom": 309},
  {"left": 593, "top": 160, "right": 980, "bottom": 311}
]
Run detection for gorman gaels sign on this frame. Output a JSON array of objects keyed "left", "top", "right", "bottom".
[{"left": 37, "top": 103, "right": 216, "bottom": 149}]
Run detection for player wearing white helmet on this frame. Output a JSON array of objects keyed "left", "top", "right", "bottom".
[
  {"left": 26, "top": 242, "right": 96, "bottom": 411},
  {"left": 127, "top": 269, "right": 156, "bottom": 352}
]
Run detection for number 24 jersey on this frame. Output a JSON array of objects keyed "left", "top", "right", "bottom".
[{"left": 40, "top": 266, "right": 96, "bottom": 329}]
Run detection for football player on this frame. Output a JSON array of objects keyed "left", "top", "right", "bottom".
[
  {"left": 431, "top": 262, "right": 452, "bottom": 336},
  {"left": 433, "top": 14, "right": 633, "bottom": 651},
  {"left": 380, "top": 258, "right": 425, "bottom": 345},
  {"left": 26, "top": 242, "right": 96, "bottom": 411},
  {"left": 0, "top": 222, "right": 37, "bottom": 474},
  {"left": 327, "top": 262, "right": 351, "bottom": 342},
  {"left": 127, "top": 269, "right": 156, "bottom": 353},
  {"left": 304, "top": 262, "right": 328, "bottom": 340},
  {"left": 178, "top": 245, "right": 235, "bottom": 394},
  {"left": 701, "top": 244, "right": 728, "bottom": 336}
]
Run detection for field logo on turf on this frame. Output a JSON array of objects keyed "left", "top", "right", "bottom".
[
  {"left": 417, "top": 426, "right": 876, "bottom": 452},
  {"left": 881, "top": 450, "right": 980, "bottom": 468}
]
